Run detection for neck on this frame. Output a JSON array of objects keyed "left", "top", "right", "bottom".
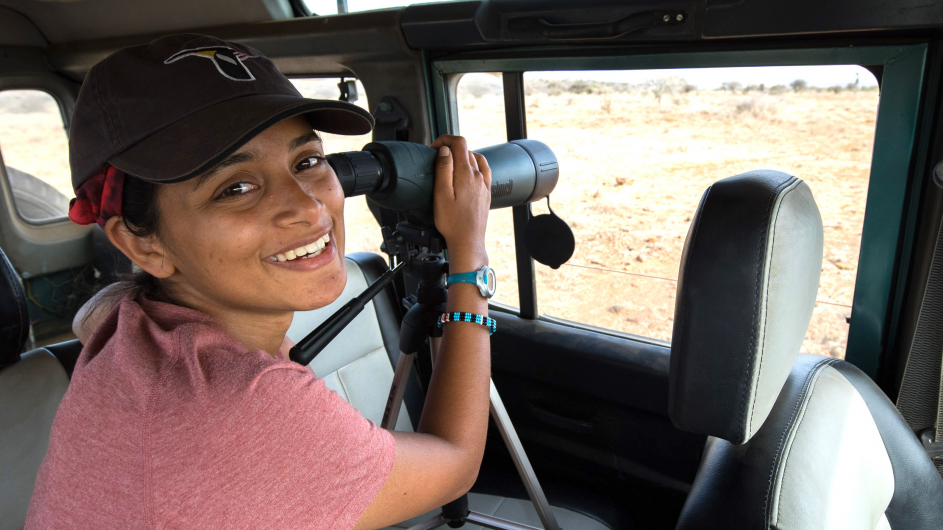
[{"left": 161, "top": 283, "right": 293, "bottom": 357}]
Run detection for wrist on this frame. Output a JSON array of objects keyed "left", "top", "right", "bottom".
[{"left": 448, "top": 250, "right": 488, "bottom": 275}]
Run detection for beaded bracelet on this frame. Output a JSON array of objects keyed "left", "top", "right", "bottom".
[{"left": 437, "top": 312, "right": 497, "bottom": 335}]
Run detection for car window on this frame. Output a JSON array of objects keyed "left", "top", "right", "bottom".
[
  {"left": 303, "top": 0, "right": 452, "bottom": 16},
  {"left": 0, "top": 89, "right": 71, "bottom": 223},
  {"left": 454, "top": 73, "right": 520, "bottom": 309},
  {"left": 457, "top": 66, "right": 879, "bottom": 358},
  {"left": 289, "top": 78, "right": 382, "bottom": 255}
]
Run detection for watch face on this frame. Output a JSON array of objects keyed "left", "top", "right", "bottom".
[{"left": 482, "top": 267, "right": 497, "bottom": 298}]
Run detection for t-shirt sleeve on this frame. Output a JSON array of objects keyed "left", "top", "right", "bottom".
[{"left": 148, "top": 358, "right": 397, "bottom": 530}]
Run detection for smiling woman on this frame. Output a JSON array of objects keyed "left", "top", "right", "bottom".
[
  {"left": 104, "top": 117, "right": 351, "bottom": 348},
  {"left": 26, "top": 34, "right": 495, "bottom": 530}
]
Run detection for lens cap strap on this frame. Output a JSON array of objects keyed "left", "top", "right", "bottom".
[{"left": 437, "top": 312, "right": 497, "bottom": 335}]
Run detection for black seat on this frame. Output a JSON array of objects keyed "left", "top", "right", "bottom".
[
  {"left": 0, "top": 246, "right": 73, "bottom": 529},
  {"left": 669, "top": 171, "right": 943, "bottom": 529}
]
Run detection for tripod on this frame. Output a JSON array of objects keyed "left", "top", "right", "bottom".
[{"left": 380, "top": 252, "right": 561, "bottom": 530}]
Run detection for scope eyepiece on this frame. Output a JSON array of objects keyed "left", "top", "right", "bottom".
[{"left": 326, "top": 151, "right": 384, "bottom": 197}]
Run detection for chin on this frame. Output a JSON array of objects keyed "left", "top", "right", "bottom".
[{"left": 295, "top": 256, "right": 348, "bottom": 312}]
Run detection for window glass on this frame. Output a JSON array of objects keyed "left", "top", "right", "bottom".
[
  {"left": 0, "top": 90, "right": 71, "bottom": 222},
  {"left": 289, "top": 78, "right": 382, "bottom": 255},
  {"left": 519, "top": 65, "right": 879, "bottom": 358},
  {"left": 303, "top": 0, "right": 452, "bottom": 16},
  {"left": 455, "top": 73, "right": 519, "bottom": 309}
]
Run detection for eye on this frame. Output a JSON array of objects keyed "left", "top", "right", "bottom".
[
  {"left": 217, "top": 181, "right": 258, "bottom": 199},
  {"left": 295, "top": 155, "right": 325, "bottom": 172}
]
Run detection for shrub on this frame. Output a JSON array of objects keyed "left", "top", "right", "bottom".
[{"left": 721, "top": 81, "right": 742, "bottom": 93}]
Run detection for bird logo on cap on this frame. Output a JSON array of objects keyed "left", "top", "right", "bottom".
[{"left": 164, "top": 46, "right": 259, "bottom": 81}]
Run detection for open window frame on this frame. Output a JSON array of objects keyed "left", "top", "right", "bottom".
[{"left": 430, "top": 44, "right": 931, "bottom": 379}]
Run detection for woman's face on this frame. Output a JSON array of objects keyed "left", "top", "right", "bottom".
[{"left": 153, "top": 116, "right": 347, "bottom": 315}]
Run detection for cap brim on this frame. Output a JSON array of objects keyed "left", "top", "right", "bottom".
[{"left": 109, "top": 94, "right": 374, "bottom": 183}]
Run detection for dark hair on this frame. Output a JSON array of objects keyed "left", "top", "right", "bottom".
[{"left": 79, "top": 174, "right": 164, "bottom": 332}]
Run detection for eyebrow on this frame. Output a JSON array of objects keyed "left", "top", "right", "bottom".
[
  {"left": 192, "top": 131, "right": 325, "bottom": 192},
  {"left": 290, "top": 131, "right": 323, "bottom": 152},
  {"left": 192, "top": 151, "right": 259, "bottom": 191}
]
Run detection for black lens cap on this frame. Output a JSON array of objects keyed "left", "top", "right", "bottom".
[{"left": 524, "top": 198, "right": 575, "bottom": 269}]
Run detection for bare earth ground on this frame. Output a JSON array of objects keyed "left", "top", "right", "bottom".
[{"left": 0, "top": 84, "right": 877, "bottom": 358}]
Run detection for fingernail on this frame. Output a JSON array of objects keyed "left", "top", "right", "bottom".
[{"left": 439, "top": 146, "right": 450, "bottom": 157}]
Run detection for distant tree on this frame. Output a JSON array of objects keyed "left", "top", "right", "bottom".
[
  {"left": 721, "top": 81, "right": 742, "bottom": 93},
  {"left": 790, "top": 79, "right": 808, "bottom": 92},
  {"left": 649, "top": 77, "right": 689, "bottom": 104}
]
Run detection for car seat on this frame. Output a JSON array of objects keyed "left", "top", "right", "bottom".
[
  {"left": 668, "top": 171, "right": 943, "bottom": 529},
  {"left": 0, "top": 246, "right": 73, "bottom": 530}
]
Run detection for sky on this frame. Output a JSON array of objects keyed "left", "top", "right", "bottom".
[{"left": 303, "top": 1, "right": 879, "bottom": 89}]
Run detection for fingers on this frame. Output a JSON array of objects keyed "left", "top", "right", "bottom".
[
  {"left": 430, "top": 135, "right": 471, "bottom": 166},
  {"left": 434, "top": 145, "right": 454, "bottom": 199},
  {"left": 431, "top": 134, "right": 490, "bottom": 191},
  {"left": 432, "top": 135, "right": 475, "bottom": 189},
  {"left": 473, "top": 152, "right": 491, "bottom": 188}
]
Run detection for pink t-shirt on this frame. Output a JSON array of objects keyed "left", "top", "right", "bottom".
[{"left": 26, "top": 291, "right": 396, "bottom": 529}]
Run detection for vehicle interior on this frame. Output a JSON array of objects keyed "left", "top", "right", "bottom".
[{"left": 2, "top": 1, "right": 943, "bottom": 529}]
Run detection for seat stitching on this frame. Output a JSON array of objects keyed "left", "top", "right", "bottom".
[
  {"left": 335, "top": 369, "right": 352, "bottom": 402},
  {"left": 749, "top": 179, "right": 800, "bottom": 435},
  {"left": 737, "top": 176, "right": 795, "bottom": 441},
  {"left": 491, "top": 496, "right": 508, "bottom": 516},
  {"left": 763, "top": 357, "right": 837, "bottom": 525},
  {"left": 776, "top": 360, "right": 838, "bottom": 524}
]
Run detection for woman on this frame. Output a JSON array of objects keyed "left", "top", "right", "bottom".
[{"left": 27, "top": 34, "right": 493, "bottom": 529}]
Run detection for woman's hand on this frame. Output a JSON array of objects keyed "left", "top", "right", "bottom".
[{"left": 430, "top": 135, "right": 491, "bottom": 272}]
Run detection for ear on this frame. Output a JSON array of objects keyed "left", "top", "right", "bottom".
[{"left": 104, "top": 216, "right": 176, "bottom": 279}]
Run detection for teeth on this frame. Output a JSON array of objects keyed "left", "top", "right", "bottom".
[{"left": 270, "top": 233, "right": 331, "bottom": 263}]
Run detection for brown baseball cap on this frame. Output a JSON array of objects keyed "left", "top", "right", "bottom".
[{"left": 69, "top": 33, "right": 374, "bottom": 191}]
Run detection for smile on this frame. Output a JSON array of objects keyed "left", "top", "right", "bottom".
[{"left": 267, "top": 233, "right": 331, "bottom": 262}]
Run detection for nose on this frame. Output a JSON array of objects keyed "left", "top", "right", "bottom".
[{"left": 269, "top": 170, "right": 325, "bottom": 227}]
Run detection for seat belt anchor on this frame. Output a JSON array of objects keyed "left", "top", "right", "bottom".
[{"left": 919, "top": 429, "right": 943, "bottom": 461}]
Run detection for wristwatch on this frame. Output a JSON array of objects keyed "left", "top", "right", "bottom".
[{"left": 447, "top": 265, "right": 497, "bottom": 298}]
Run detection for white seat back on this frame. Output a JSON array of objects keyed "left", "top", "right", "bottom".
[{"left": 286, "top": 257, "right": 413, "bottom": 431}]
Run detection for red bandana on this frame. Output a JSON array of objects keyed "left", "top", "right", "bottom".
[{"left": 68, "top": 166, "right": 125, "bottom": 228}]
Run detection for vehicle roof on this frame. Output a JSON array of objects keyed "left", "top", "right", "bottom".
[{"left": 1, "top": 0, "right": 941, "bottom": 51}]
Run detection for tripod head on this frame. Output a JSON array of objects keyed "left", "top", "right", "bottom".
[{"left": 288, "top": 219, "right": 449, "bottom": 366}]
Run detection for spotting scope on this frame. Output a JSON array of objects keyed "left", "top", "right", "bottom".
[{"left": 327, "top": 140, "right": 559, "bottom": 212}]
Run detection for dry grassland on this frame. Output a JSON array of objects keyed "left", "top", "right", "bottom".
[
  {"left": 0, "top": 83, "right": 877, "bottom": 358},
  {"left": 457, "top": 88, "right": 877, "bottom": 358}
]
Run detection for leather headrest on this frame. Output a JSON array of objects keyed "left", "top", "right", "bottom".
[
  {"left": 669, "top": 171, "right": 823, "bottom": 444},
  {"left": 0, "top": 246, "right": 30, "bottom": 369}
]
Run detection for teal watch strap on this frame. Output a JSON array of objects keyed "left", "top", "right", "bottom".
[
  {"left": 447, "top": 271, "right": 482, "bottom": 287},
  {"left": 447, "top": 266, "right": 496, "bottom": 298}
]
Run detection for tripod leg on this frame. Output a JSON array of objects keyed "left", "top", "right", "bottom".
[
  {"left": 382, "top": 350, "right": 416, "bottom": 430},
  {"left": 489, "top": 380, "right": 561, "bottom": 530},
  {"left": 465, "top": 511, "right": 544, "bottom": 530}
]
